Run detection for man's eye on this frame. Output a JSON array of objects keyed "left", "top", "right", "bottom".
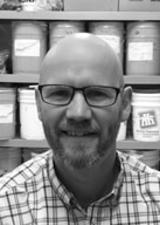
[
  {"left": 88, "top": 90, "right": 110, "bottom": 101},
  {"left": 46, "top": 89, "right": 70, "bottom": 100}
]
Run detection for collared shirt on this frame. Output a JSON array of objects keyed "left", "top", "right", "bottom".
[{"left": 0, "top": 150, "right": 160, "bottom": 225}]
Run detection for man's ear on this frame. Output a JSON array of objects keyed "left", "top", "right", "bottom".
[
  {"left": 35, "top": 87, "right": 42, "bottom": 121},
  {"left": 120, "top": 86, "right": 132, "bottom": 122}
]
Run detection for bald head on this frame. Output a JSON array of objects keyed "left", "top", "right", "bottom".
[{"left": 40, "top": 33, "right": 123, "bottom": 87}]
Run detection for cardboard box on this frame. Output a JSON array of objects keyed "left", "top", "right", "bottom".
[
  {"left": 119, "top": 0, "right": 160, "bottom": 11},
  {"left": 64, "top": 0, "right": 118, "bottom": 11}
]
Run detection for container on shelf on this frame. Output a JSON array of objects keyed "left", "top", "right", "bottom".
[
  {"left": 132, "top": 91, "right": 160, "bottom": 142},
  {"left": 117, "top": 121, "right": 127, "bottom": 141},
  {"left": 21, "top": 0, "right": 63, "bottom": 11},
  {"left": 64, "top": 0, "right": 118, "bottom": 11},
  {"left": 126, "top": 22, "right": 160, "bottom": 75},
  {"left": 0, "top": 87, "right": 16, "bottom": 140},
  {"left": 12, "top": 21, "right": 47, "bottom": 74},
  {"left": 121, "top": 149, "right": 159, "bottom": 170},
  {"left": 89, "top": 22, "right": 124, "bottom": 65},
  {"left": 0, "top": 147, "right": 21, "bottom": 177},
  {"left": 22, "top": 148, "right": 49, "bottom": 162},
  {"left": 119, "top": 0, "right": 160, "bottom": 11},
  {"left": 18, "top": 87, "right": 45, "bottom": 140},
  {"left": 49, "top": 21, "right": 85, "bottom": 47},
  {"left": 20, "top": 0, "right": 37, "bottom": 11}
]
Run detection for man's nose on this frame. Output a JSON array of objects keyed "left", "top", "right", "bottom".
[{"left": 66, "top": 92, "right": 92, "bottom": 121}]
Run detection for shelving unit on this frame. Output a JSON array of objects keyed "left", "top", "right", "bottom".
[
  {"left": 1, "top": 74, "right": 160, "bottom": 84},
  {"left": 0, "top": 138, "right": 160, "bottom": 150},
  {"left": 0, "top": 11, "right": 160, "bottom": 21},
  {"left": 0, "top": 10, "right": 160, "bottom": 151}
]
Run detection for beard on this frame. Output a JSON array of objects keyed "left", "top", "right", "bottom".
[{"left": 42, "top": 119, "right": 120, "bottom": 170}]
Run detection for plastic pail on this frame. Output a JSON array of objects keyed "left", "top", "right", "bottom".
[
  {"left": 132, "top": 91, "right": 160, "bottom": 141},
  {"left": 126, "top": 22, "right": 160, "bottom": 75},
  {"left": 0, "top": 147, "right": 21, "bottom": 177},
  {"left": 117, "top": 121, "right": 127, "bottom": 141},
  {"left": 49, "top": 21, "right": 85, "bottom": 47},
  {"left": 12, "top": 21, "right": 47, "bottom": 74},
  {"left": 0, "top": 88, "right": 16, "bottom": 139},
  {"left": 18, "top": 88, "right": 45, "bottom": 140},
  {"left": 89, "top": 22, "right": 124, "bottom": 64}
]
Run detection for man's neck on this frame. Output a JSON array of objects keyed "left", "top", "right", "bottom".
[{"left": 54, "top": 151, "right": 119, "bottom": 209}]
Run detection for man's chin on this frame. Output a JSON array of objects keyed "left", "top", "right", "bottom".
[{"left": 58, "top": 136, "right": 100, "bottom": 169}]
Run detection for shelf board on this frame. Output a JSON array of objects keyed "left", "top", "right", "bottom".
[
  {"left": 0, "top": 138, "right": 160, "bottom": 150},
  {"left": 0, "top": 139, "right": 48, "bottom": 148},
  {"left": 0, "top": 74, "right": 39, "bottom": 83},
  {"left": 0, "top": 11, "right": 160, "bottom": 21},
  {"left": 1, "top": 74, "right": 160, "bottom": 85},
  {"left": 124, "top": 75, "right": 160, "bottom": 85}
]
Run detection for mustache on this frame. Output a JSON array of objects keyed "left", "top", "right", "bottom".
[{"left": 59, "top": 120, "right": 100, "bottom": 133}]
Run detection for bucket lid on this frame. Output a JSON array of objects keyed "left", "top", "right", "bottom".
[
  {"left": 12, "top": 21, "right": 47, "bottom": 35},
  {"left": 18, "top": 88, "right": 36, "bottom": 102},
  {"left": 132, "top": 92, "right": 160, "bottom": 104},
  {"left": 0, "top": 87, "right": 16, "bottom": 94},
  {"left": 89, "top": 21, "right": 124, "bottom": 34},
  {"left": 127, "top": 22, "right": 160, "bottom": 37}
]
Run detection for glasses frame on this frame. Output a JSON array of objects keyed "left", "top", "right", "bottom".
[{"left": 38, "top": 84, "right": 123, "bottom": 108}]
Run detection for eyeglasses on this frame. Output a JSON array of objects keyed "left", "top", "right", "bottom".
[{"left": 38, "top": 84, "right": 122, "bottom": 108}]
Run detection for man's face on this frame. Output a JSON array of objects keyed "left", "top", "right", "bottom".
[{"left": 38, "top": 47, "right": 123, "bottom": 170}]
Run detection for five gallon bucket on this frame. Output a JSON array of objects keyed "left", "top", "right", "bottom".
[
  {"left": 117, "top": 121, "right": 127, "bottom": 141},
  {"left": 49, "top": 21, "right": 85, "bottom": 47},
  {"left": 0, "top": 87, "right": 16, "bottom": 139},
  {"left": 18, "top": 88, "right": 45, "bottom": 140},
  {"left": 89, "top": 22, "right": 124, "bottom": 65},
  {"left": 132, "top": 91, "right": 160, "bottom": 141},
  {"left": 126, "top": 22, "right": 160, "bottom": 75},
  {"left": 12, "top": 21, "right": 47, "bottom": 74}
]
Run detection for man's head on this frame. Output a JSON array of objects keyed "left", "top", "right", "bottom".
[{"left": 36, "top": 33, "right": 132, "bottom": 170}]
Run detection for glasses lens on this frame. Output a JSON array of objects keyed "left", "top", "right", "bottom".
[
  {"left": 86, "top": 87, "right": 118, "bottom": 106},
  {"left": 42, "top": 85, "right": 72, "bottom": 105}
]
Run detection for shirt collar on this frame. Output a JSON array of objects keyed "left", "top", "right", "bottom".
[{"left": 47, "top": 149, "right": 125, "bottom": 208}]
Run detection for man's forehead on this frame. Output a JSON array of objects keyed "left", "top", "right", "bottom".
[{"left": 40, "top": 33, "right": 123, "bottom": 85}]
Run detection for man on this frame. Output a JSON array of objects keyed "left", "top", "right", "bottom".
[{"left": 0, "top": 33, "right": 160, "bottom": 225}]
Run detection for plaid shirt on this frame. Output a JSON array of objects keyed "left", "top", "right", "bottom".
[{"left": 0, "top": 150, "right": 160, "bottom": 225}]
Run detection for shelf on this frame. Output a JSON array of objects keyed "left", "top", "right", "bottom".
[
  {"left": 124, "top": 75, "right": 160, "bottom": 85},
  {"left": 117, "top": 140, "right": 160, "bottom": 150},
  {"left": 0, "top": 74, "right": 39, "bottom": 84},
  {"left": 0, "top": 10, "right": 160, "bottom": 21},
  {"left": 0, "top": 138, "right": 160, "bottom": 150},
  {"left": 1, "top": 74, "right": 160, "bottom": 85}
]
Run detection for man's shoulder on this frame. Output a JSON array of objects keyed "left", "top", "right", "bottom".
[
  {"left": 118, "top": 150, "right": 160, "bottom": 182},
  {"left": 118, "top": 150, "right": 160, "bottom": 203},
  {"left": 0, "top": 150, "right": 52, "bottom": 194}
]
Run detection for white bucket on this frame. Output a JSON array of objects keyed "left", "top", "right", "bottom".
[
  {"left": 132, "top": 91, "right": 160, "bottom": 141},
  {"left": 117, "top": 121, "right": 127, "bottom": 141},
  {"left": 18, "top": 88, "right": 45, "bottom": 140},
  {"left": 0, "top": 87, "right": 16, "bottom": 139}
]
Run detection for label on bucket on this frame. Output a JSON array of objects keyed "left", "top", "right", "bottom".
[
  {"left": 133, "top": 108, "right": 160, "bottom": 141},
  {"left": 14, "top": 39, "right": 40, "bottom": 57},
  {"left": 128, "top": 42, "right": 153, "bottom": 61},
  {"left": 0, "top": 104, "right": 14, "bottom": 123},
  {"left": 97, "top": 35, "right": 120, "bottom": 54}
]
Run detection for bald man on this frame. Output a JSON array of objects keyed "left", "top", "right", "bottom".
[{"left": 0, "top": 33, "right": 160, "bottom": 225}]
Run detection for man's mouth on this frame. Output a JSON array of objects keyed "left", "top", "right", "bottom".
[{"left": 61, "top": 130, "right": 97, "bottom": 137}]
